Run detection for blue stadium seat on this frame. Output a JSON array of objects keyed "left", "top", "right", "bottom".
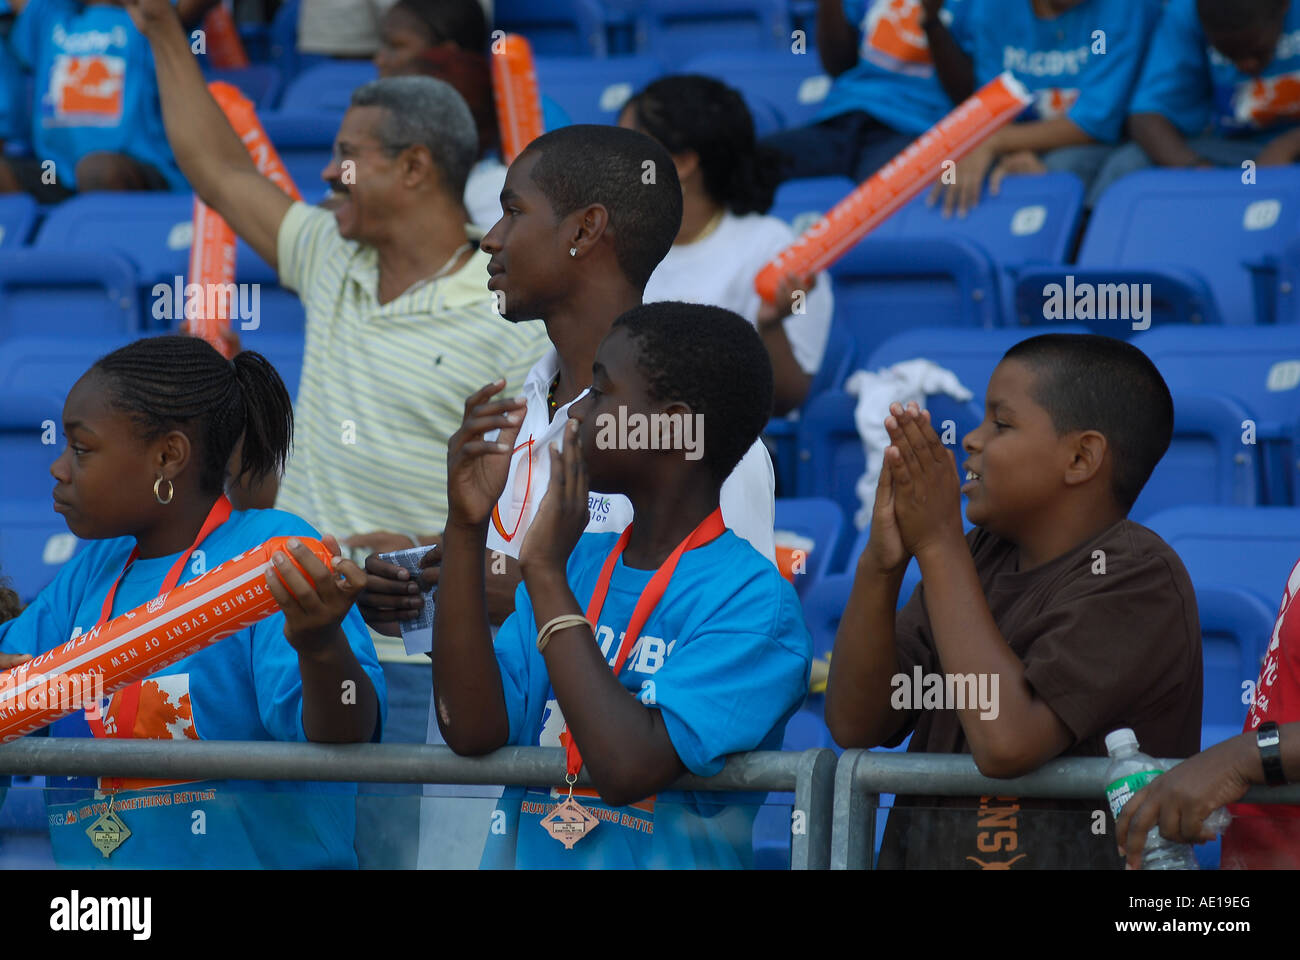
[
  {"left": 496, "top": 0, "right": 610, "bottom": 57},
  {"left": 1195, "top": 583, "right": 1278, "bottom": 751},
  {"left": 35, "top": 193, "right": 192, "bottom": 290},
  {"left": 202, "top": 64, "right": 283, "bottom": 111},
  {"left": 534, "top": 54, "right": 661, "bottom": 125},
  {"left": 0, "top": 335, "right": 133, "bottom": 415},
  {"left": 259, "top": 110, "right": 338, "bottom": 204},
  {"left": 795, "top": 390, "right": 980, "bottom": 519},
  {"left": 1131, "top": 325, "right": 1300, "bottom": 506},
  {"left": 1129, "top": 393, "right": 1262, "bottom": 523},
  {"left": 800, "top": 570, "right": 852, "bottom": 661},
  {"left": 1015, "top": 167, "right": 1300, "bottom": 330},
  {"left": 0, "top": 499, "right": 83, "bottom": 603},
  {"left": 769, "top": 175, "right": 854, "bottom": 234},
  {"left": 0, "top": 194, "right": 36, "bottom": 247},
  {"left": 864, "top": 325, "right": 1091, "bottom": 409},
  {"left": 680, "top": 50, "right": 832, "bottom": 131},
  {"left": 231, "top": 238, "right": 305, "bottom": 337},
  {"left": 0, "top": 251, "right": 139, "bottom": 340},
  {"left": 1143, "top": 506, "right": 1300, "bottom": 611},
  {"left": 268, "top": 0, "right": 328, "bottom": 84},
  {"left": 773, "top": 497, "right": 844, "bottom": 596},
  {"left": 872, "top": 173, "right": 1086, "bottom": 314},
  {"left": 615, "top": 0, "right": 792, "bottom": 60},
  {"left": 279, "top": 61, "right": 377, "bottom": 114},
  {"left": 828, "top": 237, "right": 1001, "bottom": 362}
]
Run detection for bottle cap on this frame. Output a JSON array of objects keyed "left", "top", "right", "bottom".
[{"left": 1105, "top": 727, "right": 1138, "bottom": 755}]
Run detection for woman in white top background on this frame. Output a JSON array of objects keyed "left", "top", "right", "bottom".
[{"left": 621, "top": 75, "right": 834, "bottom": 416}]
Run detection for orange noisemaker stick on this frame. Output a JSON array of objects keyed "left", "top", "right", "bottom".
[
  {"left": 754, "top": 71, "right": 1032, "bottom": 303},
  {"left": 0, "top": 536, "right": 333, "bottom": 743},
  {"left": 201, "top": 5, "right": 250, "bottom": 69},
  {"left": 187, "top": 83, "right": 304, "bottom": 355},
  {"left": 491, "top": 33, "right": 544, "bottom": 164}
]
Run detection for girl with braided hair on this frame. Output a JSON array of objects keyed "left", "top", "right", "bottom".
[{"left": 0, "top": 335, "right": 385, "bottom": 868}]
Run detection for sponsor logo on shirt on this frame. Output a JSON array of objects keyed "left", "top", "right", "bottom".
[
  {"left": 587, "top": 494, "right": 613, "bottom": 523},
  {"left": 863, "top": 0, "right": 932, "bottom": 68},
  {"left": 1002, "top": 44, "right": 1090, "bottom": 77},
  {"left": 1232, "top": 72, "right": 1300, "bottom": 128},
  {"left": 49, "top": 53, "right": 125, "bottom": 126},
  {"left": 51, "top": 23, "right": 129, "bottom": 54},
  {"left": 1030, "top": 86, "right": 1080, "bottom": 120}
]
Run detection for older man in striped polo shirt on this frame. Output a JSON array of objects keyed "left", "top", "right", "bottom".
[{"left": 134, "top": 0, "right": 548, "bottom": 834}]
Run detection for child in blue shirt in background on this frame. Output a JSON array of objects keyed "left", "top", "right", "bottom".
[
  {"left": 1094, "top": 0, "right": 1300, "bottom": 199},
  {"left": 0, "top": 335, "right": 385, "bottom": 868},
  {"left": 0, "top": 0, "right": 215, "bottom": 199},
  {"left": 925, "top": 0, "right": 1160, "bottom": 214},
  {"left": 762, "top": 0, "right": 964, "bottom": 183},
  {"left": 434, "top": 302, "right": 812, "bottom": 869}
]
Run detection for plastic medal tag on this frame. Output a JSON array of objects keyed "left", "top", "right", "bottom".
[
  {"left": 541, "top": 796, "right": 599, "bottom": 850},
  {"left": 86, "top": 799, "right": 131, "bottom": 858}
]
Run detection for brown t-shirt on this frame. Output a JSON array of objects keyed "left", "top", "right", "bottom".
[{"left": 876, "top": 519, "right": 1203, "bottom": 870}]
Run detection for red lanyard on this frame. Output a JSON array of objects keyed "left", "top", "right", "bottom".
[
  {"left": 559, "top": 506, "right": 726, "bottom": 778},
  {"left": 490, "top": 435, "right": 535, "bottom": 543},
  {"left": 86, "top": 494, "right": 233, "bottom": 742}
]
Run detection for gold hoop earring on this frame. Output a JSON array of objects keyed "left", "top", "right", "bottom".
[{"left": 153, "top": 477, "right": 174, "bottom": 505}]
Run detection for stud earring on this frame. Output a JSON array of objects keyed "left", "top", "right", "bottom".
[{"left": 569, "top": 247, "right": 577, "bottom": 257}]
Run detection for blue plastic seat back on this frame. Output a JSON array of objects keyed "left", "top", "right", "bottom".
[
  {"left": 203, "top": 64, "right": 283, "bottom": 110},
  {"left": 0, "top": 498, "right": 84, "bottom": 603},
  {"left": 864, "top": 325, "right": 1091, "bottom": 409},
  {"left": 680, "top": 50, "right": 833, "bottom": 131},
  {"left": 0, "top": 194, "right": 36, "bottom": 247},
  {"left": 1129, "top": 392, "right": 1262, "bottom": 523},
  {"left": 1078, "top": 167, "right": 1300, "bottom": 325},
  {"left": 770, "top": 176, "right": 855, "bottom": 235},
  {"left": 1195, "top": 583, "right": 1279, "bottom": 747},
  {"left": 773, "top": 496, "right": 845, "bottom": 596},
  {"left": 0, "top": 251, "right": 140, "bottom": 339},
  {"left": 279, "top": 62, "right": 378, "bottom": 114},
  {"left": 34, "top": 193, "right": 193, "bottom": 289},
  {"left": 1143, "top": 506, "right": 1300, "bottom": 611},
  {"left": 496, "top": 0, "right": 610, "bottom": 56},
  {"left": 534, "top": 55, "right": 661, "bottom": 125},
  {"left": 800, "top": 570, "right": 853, "bottom": 661},
  {"left": 619, "top": 0, "right": 791, "bottom": 59}
]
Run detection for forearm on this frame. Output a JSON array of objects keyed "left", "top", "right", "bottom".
[
  {"left": 526, "top": 566, "right": 683, "bottom": 806},
  {"left": 1130, "top": 112, "right": 1205, "bottom": 168},
  {"left": 923, "top": 15, "right": 974, "bottom": 105},
  {"left": 297, "top": 629, "right": 379, "bottom": 742},
  {"left": 913, "top": 535, "right": 1051, "bottom": 772},
  {"left": 992, "top": 116, "right": 1095, "bottom": 155},
  {"left": 825, "top": 555, "right": 907, "bottom": 748},
  {"left": 141, "top": 10, "right": 259, "bottom": 203},
  {"left": 431, "top": 518, "right": 510, "bottom": 753},
  {"left": 759, "top": 322, "right": 813, "bottom": 416},
  {"left": 816, "top": 0, "right": 860, "bottom": 76}
]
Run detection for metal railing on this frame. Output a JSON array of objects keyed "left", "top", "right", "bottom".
[
  {"left": 830, "top": 749, "right": 1300, "bottom": 869},
  {"left": 0, "top": 739, "right": 838, "bottom": 869}
]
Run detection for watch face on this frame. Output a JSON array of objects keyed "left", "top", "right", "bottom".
[{"left": 1261, "top": 730, "right": 1282, "bottom": 748}]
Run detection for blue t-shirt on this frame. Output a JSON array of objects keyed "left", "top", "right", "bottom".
[
  {"left": 480, "top": 529, "right": 812, "bottom": 870},
  {"left": 10, "top": 0, "right": 185, "bottom": 189},
  {"left": 0, "top": 507, "right": 387, "bottom": 868},
  {"left": 816, "top": 0, "right": 964, "bottom": 135},
  {"left": 1130, "top": 0, "right": 1300, "bottom": 138},
  {"left": 948, "top": 0, "right": 1159, "bottom": 143}
]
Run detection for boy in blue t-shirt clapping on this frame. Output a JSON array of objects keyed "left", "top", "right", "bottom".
[
  {"left": 1096, "top": 0, "right": 1300, "bottom": 198},
  {"left": 434, "top": 301, "right": 813, "bottom": 870}
]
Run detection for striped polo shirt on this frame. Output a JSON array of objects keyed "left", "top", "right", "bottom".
[{"left": 274, "top": 202, "right": 549, "bottom": 660}]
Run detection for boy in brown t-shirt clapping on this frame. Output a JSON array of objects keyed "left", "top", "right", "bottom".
[{"left": 826, "top": 333, "right": 1203, "bottom": 869}]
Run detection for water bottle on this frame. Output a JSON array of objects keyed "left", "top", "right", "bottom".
[{"left": 1105, "top": 728, "right": 1198, "bottom": 870}]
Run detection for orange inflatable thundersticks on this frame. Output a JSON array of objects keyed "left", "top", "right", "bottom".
[
  {"left": 491, "top": 33, "right": 544, "bottom": 164},
  {"left": 187, "top": 83, "right": 304, "bottom": 355},
  {"left": 0, "top": 537, "right": 334, "bottom": 742},
  {"left": 755, "top": 72, "right": 1032, "bottom": 303}
]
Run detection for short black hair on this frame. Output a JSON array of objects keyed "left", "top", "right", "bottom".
[
  {"left": 613, "top": 301, "right": 773, "bottom": 485},
  {"left": 625, "top": 74, "right": 781, "bottom": 216},
  {"left": 394, "top": 0, "right": 489, "bottom": 52},
  {"left": 93, "top": 336, "right": 293, "bottom": 496},
  {"left": 523, "top": 125, "right": 683, "bottom": 289},
  {"left": 1197, "top": 0, "right": 1286, "bottom": 34},
  {"left": 1001, "top": 334, "right": 1173, "bottom": 513}
]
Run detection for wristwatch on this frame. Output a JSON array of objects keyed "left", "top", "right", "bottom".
[{"left": 1257, "top": 721, "right": 1287, "bottom": 786}]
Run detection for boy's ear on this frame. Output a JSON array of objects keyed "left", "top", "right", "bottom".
[
  {"left": 570, "top": 203, "right": 611, "bottom": 256},
  {"left": 1063, "top": 430, "right": 1107, "bottom": 487}
]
